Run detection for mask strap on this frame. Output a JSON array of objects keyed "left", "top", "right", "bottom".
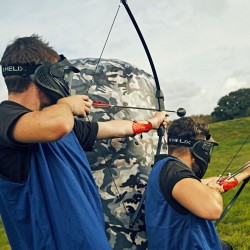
[{"left": 2, "top": 63, "right": 40, "bottom": 77}]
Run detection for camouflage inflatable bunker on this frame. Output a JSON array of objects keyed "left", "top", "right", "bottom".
[{"left": 70, "top": 58, "right": 168, "bottom": 250}]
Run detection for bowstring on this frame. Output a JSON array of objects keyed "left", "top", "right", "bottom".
[
  {"left": 218, "top": 133, "right": 250, "bottom": 181},
  {"left": 215, "top": 133, "right": 250, "bottom": 226},
  {"left": 84, "top": 2, "right": 128, "bottom": 215},
  {"left": 85, "top": 3, "right": 121, "bottom": 95}
]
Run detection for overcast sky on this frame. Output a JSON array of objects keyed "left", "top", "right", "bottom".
[{"left": 1, "top": 0, "right": 250, "bottom": 116}]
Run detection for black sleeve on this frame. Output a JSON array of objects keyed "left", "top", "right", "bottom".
[
  {"left": 0, "top": 101, "right": 31, "bottom": 147},
  {"left": 159, "top": 159, "right": 200, "bottom": 214},
  {"left": 0, "top": 101, "right": 34, "bottom": 182},
  {"left": 73, "top": 119, "right": 98, "bottom": 151}
]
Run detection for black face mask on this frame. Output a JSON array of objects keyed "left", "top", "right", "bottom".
[
  {"left": 168, "top": 136, "right": 218, "bottom": 179},
  {"left": 2, "top": 55, "right": 80, "bottom": 103},
  {"left": 190, "top": 140, "right": 215, "bottom": 179},
  {"left": 191, "top": 160, "right": 204, "bottom": 179},
  {"left": 30, "top": 55, "right": 80, "bottom": 103}
]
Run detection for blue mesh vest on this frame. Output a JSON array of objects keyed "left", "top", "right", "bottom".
[
  {"left": 0, "top": 131, "right": 111, "bottom": 250},
  {"left": 145, "top": 157, "right": 222, "bottom": 250}
]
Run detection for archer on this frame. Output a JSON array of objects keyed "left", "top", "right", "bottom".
[
  {"left": 0, "top": 35, "right": 168, "bottom": 250},
  {"left": 145, "top": 117, "right": 250, "bottom": 250}
]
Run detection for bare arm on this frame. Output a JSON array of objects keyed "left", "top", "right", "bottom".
[
  {"left": 12, "top": 95, "right": 91, "bottom": 143},
  {"left": 204, "top": 162, "right": 250, "bottom": 191},
  {"left": 233, "top": 162, "right": 250, "bottom": 183},
  {"left": 96, "top": 111, "right": 168, "bottom": 139},
  {"left": 172, "top": 178, "right": 223, "bottom": 220}
]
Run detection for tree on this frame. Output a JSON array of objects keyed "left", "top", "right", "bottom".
[
  {"left": 191, "top": 115, "right": 213, "bottom": 124},
  {"left": 211, "top": 88, "right": 250, "bottom": 122}
]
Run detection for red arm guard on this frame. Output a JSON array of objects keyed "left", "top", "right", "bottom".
[
  {"left": 132, "top": 121, "right": 153, "bottom": 134},
  {"left": 222, "top": 179, "right": 239, "bottom": 191}
]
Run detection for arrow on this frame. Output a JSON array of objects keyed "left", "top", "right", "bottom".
[{"left": 92, "top": 100, "right": 186, "bottom": 117}]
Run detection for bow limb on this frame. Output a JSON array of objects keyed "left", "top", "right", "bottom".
[
  {"left": 88, "top": 1, "right": 167, "bottom": 217},
  {"left": 121, "top": 1, "right": 169, "bottom": 227},
  {"left": 87, "top": 1, "right": 168, "bottom": 225},
  {"left": 121, "top": 0, "right": 166, "bottom": 155}
]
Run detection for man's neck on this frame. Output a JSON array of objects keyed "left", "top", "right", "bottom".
[
  {"left": 171, "top": 150, "right": 193, "bottom": 168},
  {"left": 8, "top": 84, "right": 42, "bottom": 111}
]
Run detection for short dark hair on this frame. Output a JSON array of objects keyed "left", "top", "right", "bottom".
[
  {"left": 0, "top": 34, "right": 60, "bottom": 93},
  {"left": 167, "top": 117, "right": 209, "bottom": 154}
]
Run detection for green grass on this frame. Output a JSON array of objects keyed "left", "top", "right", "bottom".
[
  {"left": 206, "top": 117, "right": 250, "bottom": 250},
  {"left": 0, "top": 117, "right": 249, "bottom": 249},
  {"left": 0, "top": 218, "right": 10, "bottom": 250}
]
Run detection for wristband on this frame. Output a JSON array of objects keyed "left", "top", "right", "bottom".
[
  {"left": 132, "top": 120, "right": 153, "bottom": 134},
  {"left": 222, "top": 179, "right": 239, "bottom": 191}
]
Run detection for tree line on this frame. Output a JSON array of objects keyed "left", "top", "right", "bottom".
[{"left": 191, "top": 88, "right": 250, "bottom": 123}]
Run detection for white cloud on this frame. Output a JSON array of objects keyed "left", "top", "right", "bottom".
[
  {"left": 213, "top": 77, "right": 250, "bottom": 103},
  {"left": 1, "top": 0, "right": 250, "bottom": 115},
  {"left": 224, "top": 77, "right": 248, "bottom": 90}
]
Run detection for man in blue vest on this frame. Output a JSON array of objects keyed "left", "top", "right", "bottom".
[
  {"left": 0, "top": 34, "right": 168, "bottom": 250},
  {"left": 145, "top": 117, "right": 250, "bottom": 250}
]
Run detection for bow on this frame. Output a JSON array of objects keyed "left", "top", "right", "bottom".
[
  {"left": 120, "top": 0, "right": 171, "bottom": 227},
  {"left": 121, "top": 0, "right": 166, "bottom": 157},
  {"left": 81, "top": 0, "right": 170, "bottom": 229},
  {"left": 81, "top": 2, "right": 129, "bottom": 215},
  {"left": 215, "top": 134, "right": 250, "bottom": 227}
]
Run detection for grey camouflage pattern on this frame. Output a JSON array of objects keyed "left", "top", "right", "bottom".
[{"left": 70, "top": 58, "right": 168, "bottom": 250}]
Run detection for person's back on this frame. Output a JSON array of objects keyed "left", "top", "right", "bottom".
[
  {"left": 0, "top": 35, "right": 112, "bottom": 249},
  {"left": 145, "top": 117, "right": 248, "bottom": 250},
  {"left": 0, "top": 125, "right": 111, "bottom": 249},
  {"left": 145, "top": 156, "right": 221, "bottom": 250},
  {"left": 0, "top": 35, "right": 169, "bottom": 249}
]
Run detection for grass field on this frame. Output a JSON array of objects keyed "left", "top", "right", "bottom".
[
  {"left": 0, "top": 117, "right": 249, "bottom": 249},
  {"left": 207, "top": 117, "right": 250, "bottom": 250}
]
